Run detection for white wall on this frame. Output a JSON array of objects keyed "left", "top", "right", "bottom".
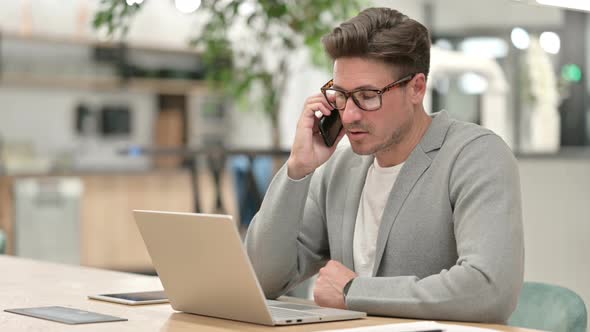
[
  {"left": 374, "top": 0, "right": 563, "bottom": 33},
  {"left": 0, "top": 87, "right": 156, "bottom": 171},
  {"left": 587, "top": 13, "right": 590, "bottom": 139},
  {"left": 278, "top": 48, "right": 330, "bottom": 150},
  {"left": 373, "top": 0, "right": 426, "bottom": 22},
  {"left": 0, "top": 0, "right": 198, "bottom": 49},
  {"left": 431, "top": 0, "right": 563, "bottom": 33}
]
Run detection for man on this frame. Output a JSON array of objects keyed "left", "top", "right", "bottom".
[{"left": 245, "top": 7, "right": 523, "bottom": 323}]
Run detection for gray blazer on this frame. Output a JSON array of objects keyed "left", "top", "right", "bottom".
[{"left": 245, "top": 111, "right": 524, "bottom": 323}]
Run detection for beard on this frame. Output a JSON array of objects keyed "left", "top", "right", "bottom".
[{"left": 347, "top": 113, "right": 414, "bottom": 156}]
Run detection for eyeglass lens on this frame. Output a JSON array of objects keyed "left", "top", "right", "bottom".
[{"left": 324, "top": 90, "right": 381, "bottom": 111}]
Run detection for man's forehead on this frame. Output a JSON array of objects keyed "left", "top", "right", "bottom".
[{"left": 332, "top": 58, "right": 397, "bottom": 89}]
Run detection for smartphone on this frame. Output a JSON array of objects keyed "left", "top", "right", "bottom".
[
  {"left": 88, "top": 290, "right": 168, "bottom": 305},
  {"left": 318, "top": 110, "right": 343, "bottom": 147}
]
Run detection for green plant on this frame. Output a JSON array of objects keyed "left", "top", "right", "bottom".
[{"left": 93, "top": 0, "right": 365, "bottom": 148}]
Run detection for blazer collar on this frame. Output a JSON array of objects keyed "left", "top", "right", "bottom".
[
  {"left": 420, "top": 110, "right": 452, "bottom": 153},
  {"left": 340, "top": 111, "right": 452, "bottom": 271},
  {"left": 340, "top": 155, "right": 373, "bottom": 269},
  {"left": 371, "top": 110, "right": 453, "bottom": 275}
]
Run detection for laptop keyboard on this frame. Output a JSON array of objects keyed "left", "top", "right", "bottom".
[
  {"left": 268, "top": 306, "right": 318, "bottom": 320},
  {"left": 272, "top": 303, "right": 321, "bottom": 311}
]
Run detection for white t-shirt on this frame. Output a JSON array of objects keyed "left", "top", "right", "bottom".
[{"left": 353, "top": 159, "right": 404, "bottom": 277}]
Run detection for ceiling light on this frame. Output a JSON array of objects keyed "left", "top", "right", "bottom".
[
  {"left": 511, "top": 27, "right": 530, "bottom": 50},
  {"left": 175, "top": 0, "right": 201, "bottom": 14},
  {"left": 459, "top": 72, "right": 489, "bottom": 95},
  {"left": 539, "top": 31, "right": 560, "bottom": 54},
  {"left": 459, "top": 37, "right": 508, "bottom": 59}
]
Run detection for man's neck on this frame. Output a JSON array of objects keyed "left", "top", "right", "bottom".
[{"left": 375, "top": 108, "right": 432, "bottom": 167}]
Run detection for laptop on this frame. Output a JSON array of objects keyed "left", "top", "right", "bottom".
[{"left": 133, "top": 210, "right": 367, "bottom": 326}]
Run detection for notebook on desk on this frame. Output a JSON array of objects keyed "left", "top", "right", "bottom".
[{"left": 133, "top": 210, "right": 366, "bottom": 326}]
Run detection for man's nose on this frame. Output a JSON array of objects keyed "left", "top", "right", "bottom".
[{"left": 341, "top": 97, "right": 363, "bottom": 125}]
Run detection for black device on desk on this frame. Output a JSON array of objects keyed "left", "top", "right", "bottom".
[
  {"left": 5, "top": 306, "right": 127, "bottom": 324},
  {"left": 88, "top": 290, "right": 168, "bottom": 305},
  {"left": 318, "top": 109, "right": 343, "bottom": 147}
]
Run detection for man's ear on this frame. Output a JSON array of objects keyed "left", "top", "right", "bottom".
[{"left": 409, "top": 73, "right": 427, "bottom": 104}]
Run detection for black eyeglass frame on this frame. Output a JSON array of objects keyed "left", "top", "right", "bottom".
[{"left": 320, "top": 73, "right": 417, "bottom": 112}]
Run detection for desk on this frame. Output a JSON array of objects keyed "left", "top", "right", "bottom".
[{"left": 0, "top": 255, "right": 540, "bottom": 331}]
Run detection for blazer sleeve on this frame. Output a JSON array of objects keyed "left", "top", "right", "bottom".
[
  {"left": 345, "top": 134, "right": 524, "bottom": 323},
  {"left": 244, "top": 164, "right": 330, "bottom": 299}
]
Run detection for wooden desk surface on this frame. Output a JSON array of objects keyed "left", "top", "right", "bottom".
[{"left": 0, "top": 255, "right": 541, "bottom": 331}]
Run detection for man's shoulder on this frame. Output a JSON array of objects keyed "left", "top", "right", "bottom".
[
  {"left": 442, "top": 116, "right": 504, "bottom": 153},
  {"left": 447, "top": 117, "right": 495, "bottom": 143},
  {"left": 439, "top": 116, "right": 515, "bottom": 170}
]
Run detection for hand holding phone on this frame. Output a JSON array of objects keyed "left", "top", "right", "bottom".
[
  {"left": 287, "top": 95, "right": 342, "bottom": 180},
  {"left": 318, "top": 110, "right": 343, "bottom": 147}
]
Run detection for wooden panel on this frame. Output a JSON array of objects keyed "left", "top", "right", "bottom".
[
  {"left": 80, "top": 171, "right": 193, "bottom": 272},
  {"left": 0, "top": 177, "right": 15, "bottom": 254},
  {"left": 196, "top": 167, "right": 239, "bottom": 218},
  {"left": 0, "top": 169, "right": 239, "bottom": 271},
  {"left": 154, "top": 109, "right": 185, "bottom": 169}
]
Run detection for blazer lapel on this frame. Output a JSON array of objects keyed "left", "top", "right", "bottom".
[
  {"left": 340, "top": 156, "right": 373, "bottom": 270},
  {"left": 371, "top": 149, "right": 431, "bottom": 275},
  {"left": 371, "top": 111, "right": 452, "bottom": 276}
]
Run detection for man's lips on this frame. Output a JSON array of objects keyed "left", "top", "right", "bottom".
[
  {"left": 346, "top": 129, "right": 369, "bottom": 140},
  {"left": 346, "top": 127, "right": 369, "bottom": 134}
]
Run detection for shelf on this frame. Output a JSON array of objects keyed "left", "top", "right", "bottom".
[
  {"left": 127, "top": 78, "right": 208, "bottom": 95},
  {"left": 0, "top": 73, "right": 208, "bottom": 95},
  {"left": 0, "top": 30, "right": 208, "bottom": 95},
  {"left": 0, "top": 30, "right": 200, "bottom": 56}
]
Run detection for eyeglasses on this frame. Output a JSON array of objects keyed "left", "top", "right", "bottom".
[{"left": 321, "top": 73, "right": 416, "bottom": 112}]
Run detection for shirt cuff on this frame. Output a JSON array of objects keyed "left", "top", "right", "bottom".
[
  {"left": 343, "top": 278, "right": 355, "bottom": 299},
  {"left": 287, "top": 172, "right": 312, "bottom": 182}
]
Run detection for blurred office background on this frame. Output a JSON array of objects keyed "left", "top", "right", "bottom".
[{"left": 0, "top": 0, "right": 588, "bottom": 325}]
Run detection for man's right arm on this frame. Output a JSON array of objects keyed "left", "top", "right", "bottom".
[
  {"left": 244, "top": 164, "right": 329, "bottom": 299},
  {"left": 245, "top": 93, "right": 344, "bottom": 299}
]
